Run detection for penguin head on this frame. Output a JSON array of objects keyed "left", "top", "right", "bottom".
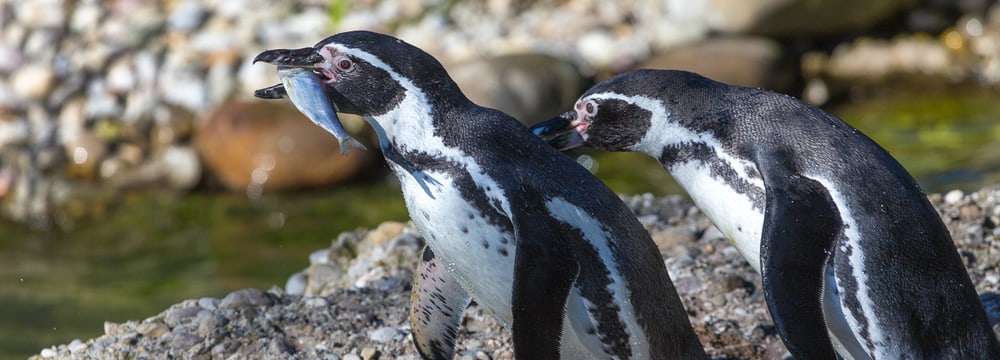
[
  {"left": 530, "top": 69, "right": 713, "bottom": 156},
  {"left": 530, "top": 70, "right": 665, "bottom": 153},
  {"left": 254, "top": 30, "right": 462, "bottom": 118}
]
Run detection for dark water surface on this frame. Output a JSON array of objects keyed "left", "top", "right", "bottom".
[{"left": 2, "top": 87, "right": 999, "bottom": 358}]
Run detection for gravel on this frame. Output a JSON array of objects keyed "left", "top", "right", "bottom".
[{"left": 31, "top": 187, "right": 1000, "bottom": 359}]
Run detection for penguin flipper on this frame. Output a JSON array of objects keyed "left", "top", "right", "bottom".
[
  {"left": 410, "top": 245, "right": 472, "bottom": 360},
  {"left": 509, "top": 197, "right": 580, "bottom": 359},
  {"left": 759, "top": 169, "right": 841, "bottom": 360}
]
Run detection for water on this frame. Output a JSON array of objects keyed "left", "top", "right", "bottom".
[
  {"left": 2, "top": 87, "right": 999, "bottom": 358},
  {"left": 0, "top": 184, "right": 409, "bottom": 359}
]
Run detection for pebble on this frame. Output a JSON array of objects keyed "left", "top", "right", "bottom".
[
  {"left": 165, "top": 306, "right": 200, "bottom": 326},
  {"left": 67, "top": 339, "right": 85, "bottom": 353},
  {"left": 136, "top": 322, "right": 170, "bottom": 338},
  {"left": 219, "top": 288, "right": 275, "bottom": 309},
  {"left": 360, "top": 347, "right": 378, "bottom": 360},
  {"left": 305, "top": 296, "right": 329, "bottom": 308},
  {"left": 198, "top": 297, "right": 220, "bottom": 310},
  {"left": 11, "top": 64, "right": 55, "bottom": 99},
  {"left": 945, "top": 189, "right": 966, "bottom": 205},
  {"left": 40, "top": 348, "right": 57, "bottom": 358},
  {"left": 343, "top": 354, "right": 362, "bottom": 360},
  {"left": 310, "top": 249, "right": 332, "bottom": 265},
  {"left": 367, "top": 327, "right": 399, "bottom": 343}
]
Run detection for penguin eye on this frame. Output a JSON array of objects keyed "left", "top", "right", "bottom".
[
  {"left": 584, "top": 101, "right": 597, "bottom": 115},
  {"left": 336, "top": 57, "right": 355, "bottom": 72}
]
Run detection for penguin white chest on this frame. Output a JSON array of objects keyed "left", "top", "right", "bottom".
[
  {"left": 669, "top": 159, "right": 765, "bottom": 272},
  {"left": 397, "top": 168, "right": 517, "bottom": 325}
]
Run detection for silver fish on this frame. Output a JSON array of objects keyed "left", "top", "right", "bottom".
[{"left": 277, "top": 66, "right": 367, "bottom": 156}]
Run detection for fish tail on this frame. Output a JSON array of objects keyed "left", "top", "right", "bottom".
[{"left": 338, "top": 137, "right": 368, "bottom": 156}]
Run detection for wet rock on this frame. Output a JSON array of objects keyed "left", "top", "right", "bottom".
[{"left": 195, "top": 101, "right": 374, "bottom": 193}]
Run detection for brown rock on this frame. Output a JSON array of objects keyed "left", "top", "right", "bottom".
[
  {"left": 451, "top": 54, "right": 587, "bottom": 124},
  {"left": 637, "top": 36, "right": 794, "bottom": 92},
  {"left": 195, "top": 101, "right": 373, "bottom": 192}
]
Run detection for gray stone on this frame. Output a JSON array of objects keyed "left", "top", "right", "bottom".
[
  {"left": 68, "top": 338, "right": 86, "bottom": 353},
  {"left": 165, "top": 305, "right": 200, "bottom": 327},
  {"left": 168, "top": 1, "right": 208, "bottom": 32},
  {"left": 367, "top": 326, "right": 399, "bottom": 343},
  {"left": 286, "top": 270, "right": 307, "bottom": 295},
  {"left": 219, "top": 288, "right": 275, "bottom": 309},
  {"left": 198, "top": 297, "right": 221, "bottom": 310},
  {"left": 167, "top": 331, "right": 204, "bottom": 349}
]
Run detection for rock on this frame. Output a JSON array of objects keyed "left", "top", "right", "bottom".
[
  {"left": 195, "top": 101, "right": 374, "bottom": 193},
  {"left": 63, "top": 131, "right": 108, "bottom": 181},
  {"left": 945, "top": 189, "right": 966, "bottom": 205},
  {"left": 67, "top": 339, "right": 85, "bottom": 353},
  {"left": 219, "top": 288, "right": 275, "bottom": 309},
  {"left": 368, "top": 327, "right": 400, "bottom": 343},
  {"left": 197, "top": 297, "right": 220, "bottom": 310},
  {"left": 106, "top": 145, "right": 201, "bottom": 191},
  {"left": 165, "top": 305, "right": 200, "bottom": 327},
  {"left": 360, "top": 347, "right": 378, "bottom": 360},
  {"left": 450, "top": 54, "right": 587, "bottom": 124},
  {"left": 637, "top": 36, "right": 794, "bottom": 92},
  {"left": 694, "top": 0, "right": 915, "bottom": 36},
  {"left": 136, "top": 322, "right": 170, "bottom": 338},
  {"left": 11, "top": 64, "right": 56, "bottom": 99}
]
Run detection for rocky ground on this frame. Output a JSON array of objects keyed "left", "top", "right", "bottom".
[
  {"left": 32, "top": 187, "right": 1000, "bottom": 359},
  {"left": 4, "top": 0, "right": 1000, "bottom": 228}
]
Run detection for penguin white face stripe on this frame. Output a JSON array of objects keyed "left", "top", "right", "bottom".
[
  {"left": 545, "top": 197, "right": 649, "bottom": 360},
  {"left": 811, "top": 177, "right": 889, "bottom": 357},
  {"left": 580, "top": 92, "right": 763, "bottom": 193},
  {"left": 323, "top": 43, "right": 512, "bottom": 216},
  {"left": 579, "top": 91, "right": 766, "bottom": 268}
]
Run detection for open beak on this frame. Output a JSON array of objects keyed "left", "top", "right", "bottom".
[
  {"left": 529, "top": 111, "right": 585, "bottom": 151},
  {"left": 252, "top": 47, "right": 324, "bottom": 99}
]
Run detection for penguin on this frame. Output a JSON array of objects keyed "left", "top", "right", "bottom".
[
  {"left": 253, "top": 32, "right": 707, "bottom": 359},
  {"left": 529, "top": 69, "right": 1000, "bottom": 359}
]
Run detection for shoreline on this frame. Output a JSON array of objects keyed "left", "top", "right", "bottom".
[{"left": 32, "top": 188, "right": 1000, "bottom": 359}]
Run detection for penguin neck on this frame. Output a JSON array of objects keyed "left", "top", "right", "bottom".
[{"left": 364, "top": 88, "right": 474, "bottom": 168}]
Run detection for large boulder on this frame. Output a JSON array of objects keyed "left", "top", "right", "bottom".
[
  {"left": 195, "top": 101, "right": 374, "bottom": 193},
  {"left": 693, "top": 0, "right": 915, "bottom": 36},
  {"left": 450, "top": 54, "right": 588, "bottom": 125},
  {"left": 636, "top": 36, "right": 795, "bottom": 93}
]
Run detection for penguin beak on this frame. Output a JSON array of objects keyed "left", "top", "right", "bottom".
[
  {"left": 529, "top": 111, "right": 586, "bottom": 151},
  {"left": 252, "top": 47, "right": 325, "bottom": 99},
  {"left": 253, "top": 47, "right": 324, "bottom": 67}
]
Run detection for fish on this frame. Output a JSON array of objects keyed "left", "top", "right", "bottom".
[{"left": 277, "top": 66, "right": 367, "bottom": 156}]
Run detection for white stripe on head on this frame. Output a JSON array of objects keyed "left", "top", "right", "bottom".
[{"left": 321, "top": 42, "right": 512, "bottom": 225}]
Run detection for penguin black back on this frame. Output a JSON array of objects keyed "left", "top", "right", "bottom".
[{"left": 532, "top": 69, "right": 1000, "bottom": 358}]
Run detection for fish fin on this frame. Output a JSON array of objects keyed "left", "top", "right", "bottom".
[
  {"left": 338, "top": 138, "right": 368, "bottom": 156},
  {"left": 410, "top": 246, "right": 472, "bottom": 360}
]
